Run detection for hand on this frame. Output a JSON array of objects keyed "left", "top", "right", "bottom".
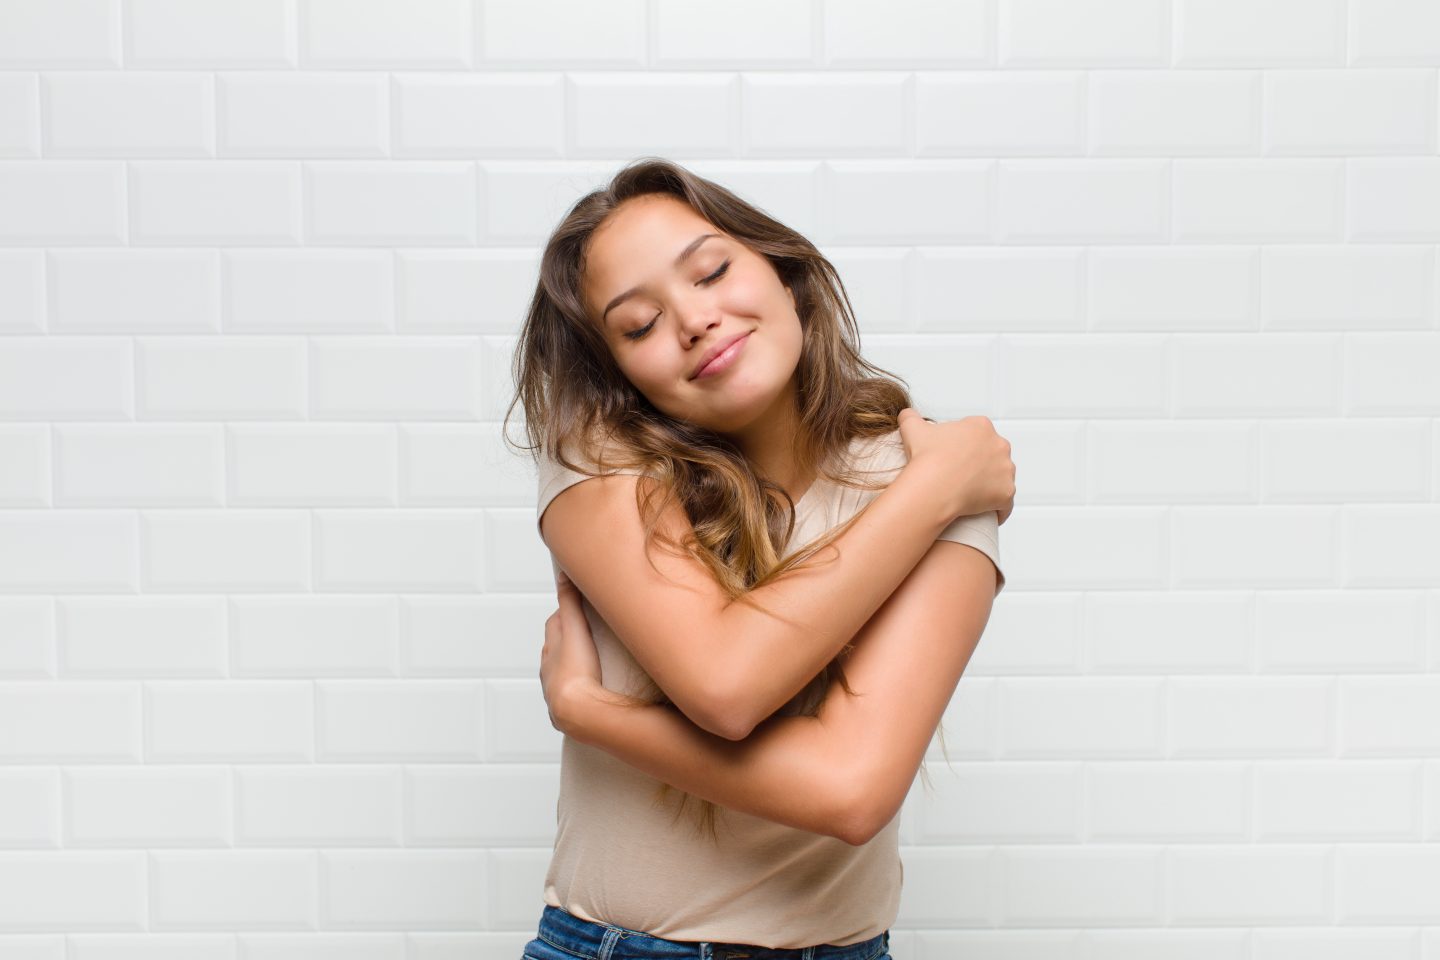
[
  {"left": 540, "top": 571, "right": 603, "bottom": 733},
  {"left": 897, "top": 407, "right": 1016, "bottom": 526}
]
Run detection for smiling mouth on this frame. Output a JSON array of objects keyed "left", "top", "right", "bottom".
[{"left": 693, "top": 332, "right": 750, "bottom": 380}]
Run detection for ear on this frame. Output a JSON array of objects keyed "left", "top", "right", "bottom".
[{"left": 785, "top": 284, "right": 796, "bottom": 309}]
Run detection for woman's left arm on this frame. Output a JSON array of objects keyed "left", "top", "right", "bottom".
[{"left": 545, "top": 537, "right": 998, "bottom": 846}]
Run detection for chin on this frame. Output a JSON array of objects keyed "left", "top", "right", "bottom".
[{"left": 700, "top": 392, "right": 790, "bottom": 435}]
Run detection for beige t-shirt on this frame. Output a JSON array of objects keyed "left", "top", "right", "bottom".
[{"left": 533, "top": 428, "right": 1004, "bottom": 948}]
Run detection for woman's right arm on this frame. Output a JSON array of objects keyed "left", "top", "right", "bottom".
[{"left": 541, "top": 411, "right": 1011, "bottom": 741}]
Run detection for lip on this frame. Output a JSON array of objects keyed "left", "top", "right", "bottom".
[{"left": 690, "top": 331, "right": 751, "bottom": 380}]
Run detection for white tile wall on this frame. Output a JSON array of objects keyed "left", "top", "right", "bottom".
[{"left": 0, "top": 0, "right": 1436, "bottom": 954}]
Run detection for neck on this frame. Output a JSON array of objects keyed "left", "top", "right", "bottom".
[{"left": 722, "top": 376, "right": 815, "bottom": 505}]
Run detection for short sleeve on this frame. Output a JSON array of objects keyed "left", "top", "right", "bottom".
[
  {"left": 937, "top": 510, "right": 1005, "bottom": 597},
  {"left": 535, "top": 438, "right": 648, "bottom": 537}
]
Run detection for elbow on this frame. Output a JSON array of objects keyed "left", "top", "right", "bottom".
[
  {"left": 832, "top": 771, "right": 905, "bottom": 847},
  {"left": 678, "top": 700, "right": 755, "bottom": 743},
  {"left": 690, "top": 678, "right": 760, "bottom": 742},
  {"left": 690, "top": 713, "right": 752, "bottom": 742},
  {"left": 834, "top": 797, "right": 890, "bottom": 847},
  {"left": 700, "top": 702, "right": 758, "bottom": 742},
  {"left": 713, "top": 720, "right": 756, "bottom": 742}
]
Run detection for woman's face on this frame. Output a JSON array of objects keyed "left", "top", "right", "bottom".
[{"left": 580, "top": 193, "right": 803, "bottom": 435}]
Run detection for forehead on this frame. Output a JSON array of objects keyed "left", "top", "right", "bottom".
[{"left": 583, "top": 196, "right": 718, "bottom": 294}]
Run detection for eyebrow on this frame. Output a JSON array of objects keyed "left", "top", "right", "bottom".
[{"left": 600, "top": 232, "right": 722, "bottom": 327}]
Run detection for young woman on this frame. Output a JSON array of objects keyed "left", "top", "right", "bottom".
[{"left": 508, "top": 157, "right": 1015, "bottom": 960}]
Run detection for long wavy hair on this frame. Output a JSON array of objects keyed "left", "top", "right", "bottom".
[{"left": 505, "top": 156, "right": 950, "bottom": 842}]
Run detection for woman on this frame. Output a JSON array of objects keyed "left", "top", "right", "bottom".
[{"left": 508, "top": 157, "right": 1015, "bottom": 959}]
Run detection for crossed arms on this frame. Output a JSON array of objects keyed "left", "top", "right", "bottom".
[{"left": 541, "top": 465, "right": 998, "bottom": 845}]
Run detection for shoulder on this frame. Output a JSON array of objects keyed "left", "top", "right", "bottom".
[
  {"left": 843, "top": 426, "right": 1006, "bottom": 596},
  {"left": 535, "top": 429, "right": 653, "bottom": 535},
  {"left": 812, "top": 429, "right": 905, "bottom": 520},
  {"left": 842, "top": 428, "right": 906, "bottom": 477}
]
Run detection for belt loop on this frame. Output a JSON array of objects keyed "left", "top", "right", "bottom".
[
  {"left": 597, "top": 926, "right": 621, "bottom": 960},
  {"left": 801, "top": 948, "right": 815, "bottom": 960},
  {"left": 698, "top": 943, "right": 711, "bottom": 960}
]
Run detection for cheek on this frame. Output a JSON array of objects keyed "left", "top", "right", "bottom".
[
  {"left": 734, "top": 275, "right": 777, "bottom": 311},
  {"left": 770, "top": 303, "right": 805, "bottom": 352},
  {"left": 619, "top": 347, "right": 679, "bottom": 398}
]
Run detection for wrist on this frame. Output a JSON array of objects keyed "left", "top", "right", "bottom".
[
  {"left": 894, "top": 457, "right": 959, "bottom": 531},
  {"left": 553, "top": 678, "right": 604, "bottom": 742}
]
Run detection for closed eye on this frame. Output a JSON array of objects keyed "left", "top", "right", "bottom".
[{"left": 623, "top": 260, "right": 731, "bottom": 342}]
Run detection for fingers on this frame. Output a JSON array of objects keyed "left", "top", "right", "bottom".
[
  {"left": 554, "top": 575, "right": 588, "bottom": 633},
  {"left": 996, "top": 497, "right": 1014, "bottom": 526},
  {"left": 556, "top": 569, "right": 580, "bottom": 603}
]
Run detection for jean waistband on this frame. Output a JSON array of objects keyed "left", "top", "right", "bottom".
[{"left": 534, "top": 904, "right": 891, "bottom": 960}]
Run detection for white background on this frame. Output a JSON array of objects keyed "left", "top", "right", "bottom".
[{"left": 1, "top": 0, "right": 1439, "bottom": 957}]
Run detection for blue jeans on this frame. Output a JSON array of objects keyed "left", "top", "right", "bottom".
[{"left": 522, "top": 904, "right": 893, "bottom": 960}]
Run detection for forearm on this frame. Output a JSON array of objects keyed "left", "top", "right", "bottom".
[
  {"left": 557, "top": 682, "right": 862, "bottom": 843},
  {"left": 811, "top": 542, "right": 996, "bottom": 839},
  {"left": 712, "top": 460, "right": 955, "bottom": 736}
]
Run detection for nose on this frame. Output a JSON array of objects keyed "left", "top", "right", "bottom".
[{"left": 674, "top": 292, "right": 721, "bottom": 342}]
